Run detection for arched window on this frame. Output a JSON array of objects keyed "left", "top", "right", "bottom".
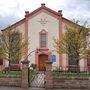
[{"left": 40, "top": 30, "right": 47, "bottom": 48}]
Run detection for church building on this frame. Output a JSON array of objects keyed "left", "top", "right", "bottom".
[{"left": 1, "top": 3, "right": 87, "bottom": 71}]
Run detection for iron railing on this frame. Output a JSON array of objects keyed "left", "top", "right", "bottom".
[
  {"left": 0, "top": 66, "right": 21, "bottom": 77},
  {"left": 52, "top": 66, "right": 90, "bottom": 78}
]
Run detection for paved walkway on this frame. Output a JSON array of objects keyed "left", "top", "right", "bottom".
[
  {"left": 0, "top": 87, "right": 88, "bottom": 90},
  {"left": 0, "top": 87, "right": 46, "bottom": 90}
]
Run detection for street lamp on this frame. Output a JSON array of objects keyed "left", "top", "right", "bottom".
[{"left": 24, "top": 48, "right": 39, "bottom": 61}]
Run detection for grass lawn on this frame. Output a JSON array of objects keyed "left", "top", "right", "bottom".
[
  {"left": 0, "top": 69, "right": 35, "bottom": 79},
  {"left": 52, "top": 71, "right": 89, "bottom": 78},
  {"left": 0, "top": 71, "right": 21, "bottom": 77}
]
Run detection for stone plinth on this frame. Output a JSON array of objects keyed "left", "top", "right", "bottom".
[
  {"left": 21, "top": 60, "right": 30, "bottom": 88},
  {"left": 45, "top": 61, "right": 53, "bottom": 88}
]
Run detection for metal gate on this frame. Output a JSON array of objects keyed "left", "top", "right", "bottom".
[{"left": 29, "top": 71, "right": 45, "bottom": 88}]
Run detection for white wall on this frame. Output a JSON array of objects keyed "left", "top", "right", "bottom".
[{"left": 28, "top": 12, "right": 59, "bottom": 66}]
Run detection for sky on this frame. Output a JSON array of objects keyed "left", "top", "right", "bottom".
[{"left": 0, "top": 0, "right": 90, "bottom": 29}]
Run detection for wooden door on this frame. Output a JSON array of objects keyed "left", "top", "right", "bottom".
[
  {"left": 87, "top": 59, "right": 90, "bottom": 66},
  {"left": 39, "top": 54, "right": 48, "bottom": 71},
  {"left": 0, "top": 59, "right": 3, "bottom": 65}
]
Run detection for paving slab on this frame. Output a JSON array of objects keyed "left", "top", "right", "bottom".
[{"left": 0, "top": 87, "right": 89, "bottom": 90}]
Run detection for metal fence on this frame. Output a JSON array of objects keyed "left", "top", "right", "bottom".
[
  {"left": 52, "top": 66, "right": 90, "bottom": 78},
  {"left": 0, "top": 65, "right": 21, "bottom": 77}
]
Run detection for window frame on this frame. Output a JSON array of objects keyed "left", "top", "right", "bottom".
[{"left": 39, "top": 30, "right": 48, "bottom": 48}]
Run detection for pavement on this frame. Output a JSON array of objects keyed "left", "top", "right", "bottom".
[
  {"left": 0, "top": 87, "right": 89, "bottom": 90},
  {"left": 0, "top": 87, "right": 39, "bottom": 90}
]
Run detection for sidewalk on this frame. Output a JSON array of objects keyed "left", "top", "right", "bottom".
[
  {"left": 0, "top": 87, "right": 88, "bottom": 90},
  {"left": 0, "top": 87, "right": 45, "bottom": 90}
]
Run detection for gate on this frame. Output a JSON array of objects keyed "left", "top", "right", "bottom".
[
  {"left": 29, "top": 71, "right": 45, "bottom": 88},
  {"left": 21, "top": 60, "right": 52, "bottom": 88}
]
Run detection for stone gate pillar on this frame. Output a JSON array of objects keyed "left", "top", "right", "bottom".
[
  {"left": 45, "top": 61, "right": 53, "bottom": 88},
  {"left": 21, "top": 60, "right": 30, "bottom": 88}
]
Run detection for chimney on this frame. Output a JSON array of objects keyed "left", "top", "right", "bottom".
[
  {"left": 58, "top": 10, "right": 62, "bottom": 16},
  {"left": 41, "top": 3, "right": 45, "bottom": 7},
  {"left": 25, "top": 11, "right": 29, "bottom": 17}
]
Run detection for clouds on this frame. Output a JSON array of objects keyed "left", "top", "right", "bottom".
[
  {"left": 58, "top": 0, "right": 90, "bottom": 25},
  {"left": 0, "top": 0, "right": 90, "bottom": 29}
]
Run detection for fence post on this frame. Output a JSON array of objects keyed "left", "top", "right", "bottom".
[
  {"left": 45, "top": 61, "right": 53, "bottom": 88},
  {"left": 21, "top": 60, "right": 30, "bottom": 88}
]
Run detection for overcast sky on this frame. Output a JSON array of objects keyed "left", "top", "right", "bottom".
[{"left": 0, "top": 0, "right": 90, "bottom": 29}]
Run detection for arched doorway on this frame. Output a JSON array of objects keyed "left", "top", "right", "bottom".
[{"left": 39, "top": 54, "right": 48, "bottom": 71}]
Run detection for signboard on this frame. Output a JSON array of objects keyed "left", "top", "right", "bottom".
[{"left": 51, "top": 55, "right": 56, "bottom": 62}]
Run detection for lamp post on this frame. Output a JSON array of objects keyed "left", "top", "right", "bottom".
[
  {"left": 24, "top": 48, "right": 39, "bottom": 61},
  {"left": 21, "top": 48, "right": 40, "bottom": 88}
]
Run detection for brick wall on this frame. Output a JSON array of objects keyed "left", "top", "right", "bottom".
[
  {"left": 0, "top": 76, "right": 21, "bottom": 87},
  {"left": 53, "top": 77, "right": 90, "bottom": 89}
]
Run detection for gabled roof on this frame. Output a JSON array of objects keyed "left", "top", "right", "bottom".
[
  {"left": 26, "top": 3, "right": 61, "bottom": 17},
  {"left": 1, "top": 3, "right": 79, "bottom": 31},
  {"left": 1, "top": 19, "right": 25, "bottom": 31}
]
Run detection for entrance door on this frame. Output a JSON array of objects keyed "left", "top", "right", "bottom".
[
  {"left": 0, "top": 59, "right": 3, "bottom": 65},
  {"left": 87, "top": 59, "right": 90, "bottom": 66},
  {"left": 39, "top": 54, "right": 48, "bottom": 71}
]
